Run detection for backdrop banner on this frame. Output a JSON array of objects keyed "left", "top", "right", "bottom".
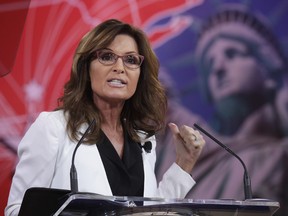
[{"left": 1, "top": 0, "right": 287, "bottom": 215}]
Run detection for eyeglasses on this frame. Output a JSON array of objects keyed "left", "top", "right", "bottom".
[{"left": 96, "top": 50, "right": 144, "bottom": 69}]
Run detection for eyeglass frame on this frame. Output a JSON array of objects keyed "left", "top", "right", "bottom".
[{"left": 95, "top": 49, "right": 145, "bottom": 69}]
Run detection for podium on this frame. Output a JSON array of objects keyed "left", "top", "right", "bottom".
[{"left": 19, "top": 187, "right": 280, "bottom": 216}]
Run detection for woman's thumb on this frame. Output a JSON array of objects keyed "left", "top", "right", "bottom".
[{"left": 168, "top": 122, "right": 180, "bottom": 137}]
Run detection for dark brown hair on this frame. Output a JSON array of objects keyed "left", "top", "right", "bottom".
[{"left": 56, "top": 19, "right": 167, "bottom": 143}]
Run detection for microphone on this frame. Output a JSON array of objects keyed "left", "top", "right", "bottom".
[
  {"left": 70, "top": 119, "right": 96, "bottom": 193},
  {"left": 139, "top": 141, "right": 152, "bottom": 153},
  {"left": 193, "top": 123, "right": 253, "bottom": 200}
]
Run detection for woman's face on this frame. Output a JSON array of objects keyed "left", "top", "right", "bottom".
[
  {"left": 89, "top": 34, "right": 141, "bottom": 106},
  {"left": 205, "top": 38, "right": 267, "bottom": 102}
]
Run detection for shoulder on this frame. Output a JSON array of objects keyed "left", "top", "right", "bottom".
[
  {"left": 23, "top": 110, "right": 69, "bottom": 142},
  {"left": 34, "top": 110, "right": 67, "bottom": 128},
  {"left": 36, "top": 110, "right": 66, "bottom": 122},
  {"left": 17, "top": 110, "right": 69, "bottom": 161}
]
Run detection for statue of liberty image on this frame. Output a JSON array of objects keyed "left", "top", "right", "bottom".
[{"left": 156, "top": 4, "right": 288, "bottom": 216}]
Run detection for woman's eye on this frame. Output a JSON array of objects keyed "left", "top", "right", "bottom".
[
  {"left": 101, "top": 53, "right": 114, "bottom": 61},
  {"left": 125, "top": 55, "right": 139, "bottom": 64},
  {"left": 99, "top": 53, "right": 115, "bottom": 61}
]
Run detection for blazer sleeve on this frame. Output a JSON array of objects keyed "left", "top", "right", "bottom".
[
  {"left": 157, "top": 162, "right": 195, "bottom": 198},
  {"left": 5, "top": 112, "right": 63, "bottom": 216}
]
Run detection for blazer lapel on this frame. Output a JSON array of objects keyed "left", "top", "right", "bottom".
[{"left": 76, "top": 144, "right": 113, "bottom": 196}]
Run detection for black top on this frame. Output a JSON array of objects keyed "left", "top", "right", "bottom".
[{"left": 96, "top": 131, "right": 144, "bottom": 196}]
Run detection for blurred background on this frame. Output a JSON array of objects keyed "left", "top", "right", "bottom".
[{"left": 1, "top": 0, "right": 287, "bottom": 215}]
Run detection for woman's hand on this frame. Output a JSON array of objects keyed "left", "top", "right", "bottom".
[{"left": 168, "top": 123, "right": 205, "bottom": 174}]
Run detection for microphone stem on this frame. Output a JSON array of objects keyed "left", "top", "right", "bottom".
[
  {"left": 70, "top": 119, "right": 96, "bottom": 193},
  {"left": 194, "top": 124, "right": 252, "bottom": 200}
]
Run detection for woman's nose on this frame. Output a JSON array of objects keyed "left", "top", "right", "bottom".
[{"left": 112, "top": 58, "right": 125, "bottom": 73}]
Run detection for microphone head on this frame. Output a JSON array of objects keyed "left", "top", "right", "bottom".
[{"left": 139, "top": 141, "right": 152, "bottom": 153}]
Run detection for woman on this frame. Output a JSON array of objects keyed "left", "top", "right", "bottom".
[{"left": 5, "top": 19, "right": 205, "bottom": 216}]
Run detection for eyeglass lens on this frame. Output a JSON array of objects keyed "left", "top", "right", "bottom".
[{"left": 97, "top": 51, "right": 143, "bottom": 69}]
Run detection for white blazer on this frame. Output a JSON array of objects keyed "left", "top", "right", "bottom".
[{"left": 5, "top": 111, "right": 195, "bottom": 216}]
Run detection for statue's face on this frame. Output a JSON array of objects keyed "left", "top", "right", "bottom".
[{"left": 205, "top": 38, "right": 267, "bottom": 102}]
